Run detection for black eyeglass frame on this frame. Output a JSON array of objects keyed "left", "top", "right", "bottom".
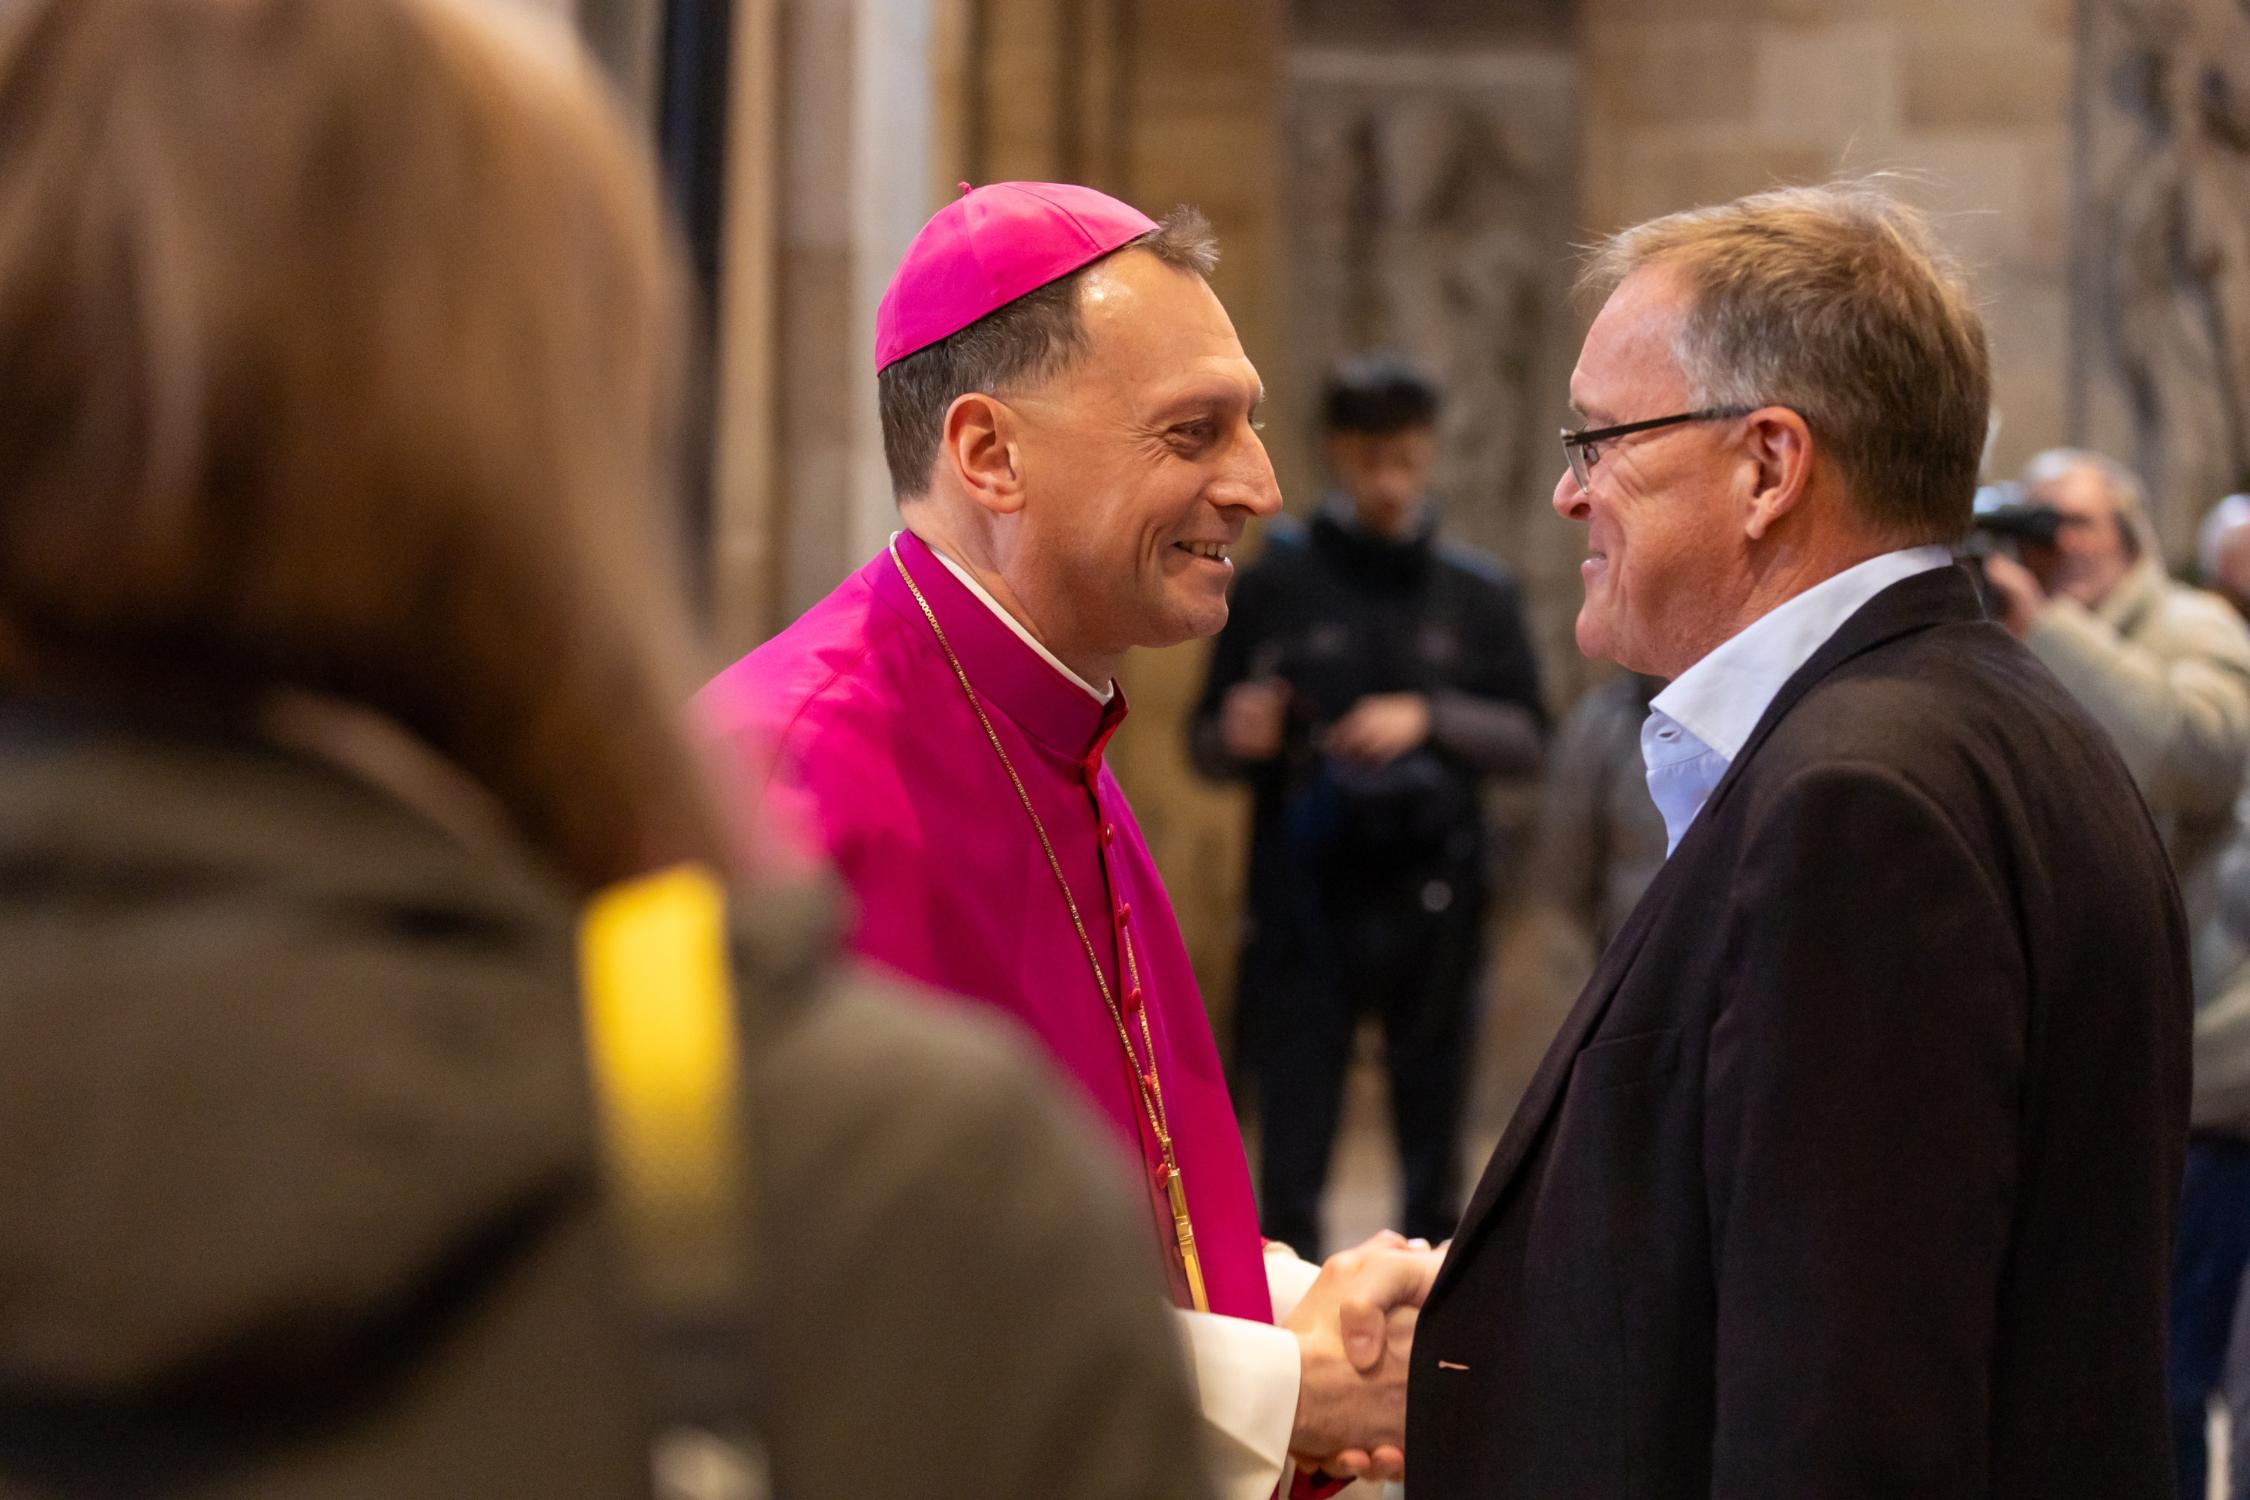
[{"left": 1559, "top": 406, "right": 1762, "bottom": 493}]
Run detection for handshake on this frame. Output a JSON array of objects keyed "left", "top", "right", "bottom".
[{"left": 1281, "top": 1230, "right": 1445, "bottom": 1484}]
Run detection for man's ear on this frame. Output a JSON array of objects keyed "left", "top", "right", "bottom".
[
  {"left": 1741, "top": 406, "right": 1815, "bottom": 542},
  {"left": 942, "top": 392, "right": 1026, "bottom": 517}
]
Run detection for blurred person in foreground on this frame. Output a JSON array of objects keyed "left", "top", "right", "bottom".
[
  {"left": 1410, "top": 182, "right": 2190, "bottom": 1498},
  {"left": 1982, "top": 454, "right": 2250, "bottom": 1500},
  {"left": 701, "top": 185, "right": 1439, "bottom": 1497},
  {"left": 0, "top": 3, "right": 1209, "bottom": 1496},
  {"left": 1189, "top": 355, "right": 1544, "bottom": 1257}
]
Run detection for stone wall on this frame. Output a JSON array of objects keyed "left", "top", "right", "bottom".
[
  {"left": 1578, "top": 0, "right": 2078, "bottom": 506},
  {"left": 708, "top": 0, "right": 938, "bottom": 657},
  {"left": 2074, "top": 0, "right": 2250, "bottom": 558},
  {"left": 1281, "top": 35, "right": 1582, "bottom": 693}
]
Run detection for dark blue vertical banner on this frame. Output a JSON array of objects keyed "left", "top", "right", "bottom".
[
  {"left": 658, "top": 0, "right": 735, "bottom": 304},
  {"left": 656, "top": 0, "right": 735, "bottom": 603}
]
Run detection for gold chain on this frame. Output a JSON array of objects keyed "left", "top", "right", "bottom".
[{"left": 887, "top": 540, "right": 1208, "bottom": 1312}]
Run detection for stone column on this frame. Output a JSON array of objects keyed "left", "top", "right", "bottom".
[
  {"left": 709, "top": 0, "right": 941, "bottom": 655},
  {"left": 2073, "top": 0, "right": 2250, "bottom": 554}
]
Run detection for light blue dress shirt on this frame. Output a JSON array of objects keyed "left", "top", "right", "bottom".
[{"left": 1640, "top": 546, "right": 1956, "bottom": 855}]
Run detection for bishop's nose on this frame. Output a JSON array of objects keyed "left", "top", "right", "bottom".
[{"left": 1227, "top": 427, "right": 1284, "bottom": 518}]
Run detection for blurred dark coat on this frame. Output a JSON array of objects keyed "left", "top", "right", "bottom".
[
  {"left": 0, "top": 695, "right": 1207, "bottom": 1500},
  {"left": 1410, "top": 568, "right": 2191, "bottom": 1500},
  {"left": 1532, "top": 670, "right": 1666, "bottom": 954},
  {"left": 1192, "top": 507, "right": 1545, "bottom": 892}
]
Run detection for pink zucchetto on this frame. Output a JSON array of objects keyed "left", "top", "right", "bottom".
[{"left": 874, "top": 181, "right": 1159, "bottom": 371}]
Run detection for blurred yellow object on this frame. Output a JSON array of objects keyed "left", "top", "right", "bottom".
[{"left": 578, "top": 863, "right": 748, "bottom": 1308}]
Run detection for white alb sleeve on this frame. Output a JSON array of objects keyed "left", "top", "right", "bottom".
[
  {"left": 1172, "top": 1247, "right": 1392, "bottom": 1500},
  {"left": 1173, "top": 1305, "right": 1298, "bottom": 1500},
  {"left": 1263, "top": 1241, "right": 1322, "bottom": 1323}
]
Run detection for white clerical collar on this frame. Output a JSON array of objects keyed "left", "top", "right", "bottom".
[{"left": 904, "top": 533, "right": 1115, "bottom": 704}]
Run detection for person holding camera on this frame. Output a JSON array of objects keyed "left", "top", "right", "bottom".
[
  {"left": 1981, "top": 450, "right": 2250, "bottom": 878},
  {"left": 1982, "top": 449, "right": 2250, "bottom": 1500},
  {"left": 1189, "top": 356, "right": 1545, "bottom": 1258}
]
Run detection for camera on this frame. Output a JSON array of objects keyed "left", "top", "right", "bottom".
[
  {"left": 1959, "top": 482, "right": 2065, "bottom": 614},
  {"left": 1968, "top": 482, "right": 2069, "bottom": 549}
]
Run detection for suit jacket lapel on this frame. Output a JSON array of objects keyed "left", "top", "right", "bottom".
[{"left": 1436, "top": 565, "right": 1988, "bottom": 1282}]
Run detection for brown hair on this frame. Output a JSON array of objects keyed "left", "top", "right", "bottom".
[
  {"left": 1581, "top": 180, "right": 1992, "bottom": 546},
  {"left": 0, "top": 0, "right": 733, "bottom": 893},
  {"left": 877, "top": 206, "right": 1219, "bottom": 498}
]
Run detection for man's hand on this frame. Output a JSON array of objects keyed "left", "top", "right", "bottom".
[
  {"left": 1981, "top": 554, "right": 2047, "bottom": 640},
  {"left": 1283, "top": 1231, "right": 1445, "bottom": 1481},
  {"left": 1220, "top": 679, "right": 1291, "bottom": 762},
  {"left": 1326, "top": 692, "right": 1431, "bottom": 767}
]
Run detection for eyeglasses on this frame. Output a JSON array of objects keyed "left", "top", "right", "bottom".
[{"left": 1559, "top": 406, "right": 1759, "bottom": 494}]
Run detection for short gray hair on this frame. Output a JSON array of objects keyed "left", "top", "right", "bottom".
[
  {"left": 877, "top": 205, "right": 1219, "bottom": 499},
  {"left": 1581, "top": 180, "right": 1991, "bottom": 546},
  {"left": 2022, "top": 447, "right": 2148, "bottom": 561}
]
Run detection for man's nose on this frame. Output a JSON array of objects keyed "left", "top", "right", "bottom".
[{"left": 1552, "top": 466, "right": 1588, "bottom": 521}]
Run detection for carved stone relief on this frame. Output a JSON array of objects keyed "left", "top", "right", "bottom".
[
  {"left": 1284, "top": 49, "right": 1586, "bottom": 690},
  {"left": 2079, "top": 0, "right": 2250, "bottom": 550}
]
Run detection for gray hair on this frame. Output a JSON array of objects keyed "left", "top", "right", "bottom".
[
  {"left": 1580, "top": 179, "right": 1992, "bottom": 546},
  {"left": 2202, "top": 494, "right": 2250, "bottom": 581},
  {"left": 2022, "top": 447, "right": 2149, "bottom": 562},
  {"left": 877, "top": 205, "right": 1219, "bottom": 499}
]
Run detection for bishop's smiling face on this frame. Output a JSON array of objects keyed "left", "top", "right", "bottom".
[{"left": 1007, "top": 250, "right": 1283, "bottom": 660}]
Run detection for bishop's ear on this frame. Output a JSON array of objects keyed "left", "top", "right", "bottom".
[
  {"left": 942, "top": 392, "right": 1027, "bottom": 516},
  {"left": 1741, "top": 405, "right": 1815, "bottom": 541}
]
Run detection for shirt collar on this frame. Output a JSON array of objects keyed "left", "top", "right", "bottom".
[
  {"left": 1649, "top": 545, "right": 1954, "bottom": 764},
  {"left": 910, "top": 533, "right": 1115, "bottom": 704}
]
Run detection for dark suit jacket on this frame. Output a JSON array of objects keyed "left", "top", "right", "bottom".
[{"left": 1409, "top": 567, "right": 2191, "bottom": 1499}]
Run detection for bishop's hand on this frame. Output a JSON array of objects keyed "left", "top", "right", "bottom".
[{"left": 1282, "top": 1231, "right": 1445, "bottom": 1482}]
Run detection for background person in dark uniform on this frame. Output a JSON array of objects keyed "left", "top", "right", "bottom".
[{"left": 1191, "top": 355, "right": 1544, "bottom": 1256}]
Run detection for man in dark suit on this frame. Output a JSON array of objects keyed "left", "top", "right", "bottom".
[{"left": 1408, "top": 183, "right": 2191, "bottom": 1498}]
